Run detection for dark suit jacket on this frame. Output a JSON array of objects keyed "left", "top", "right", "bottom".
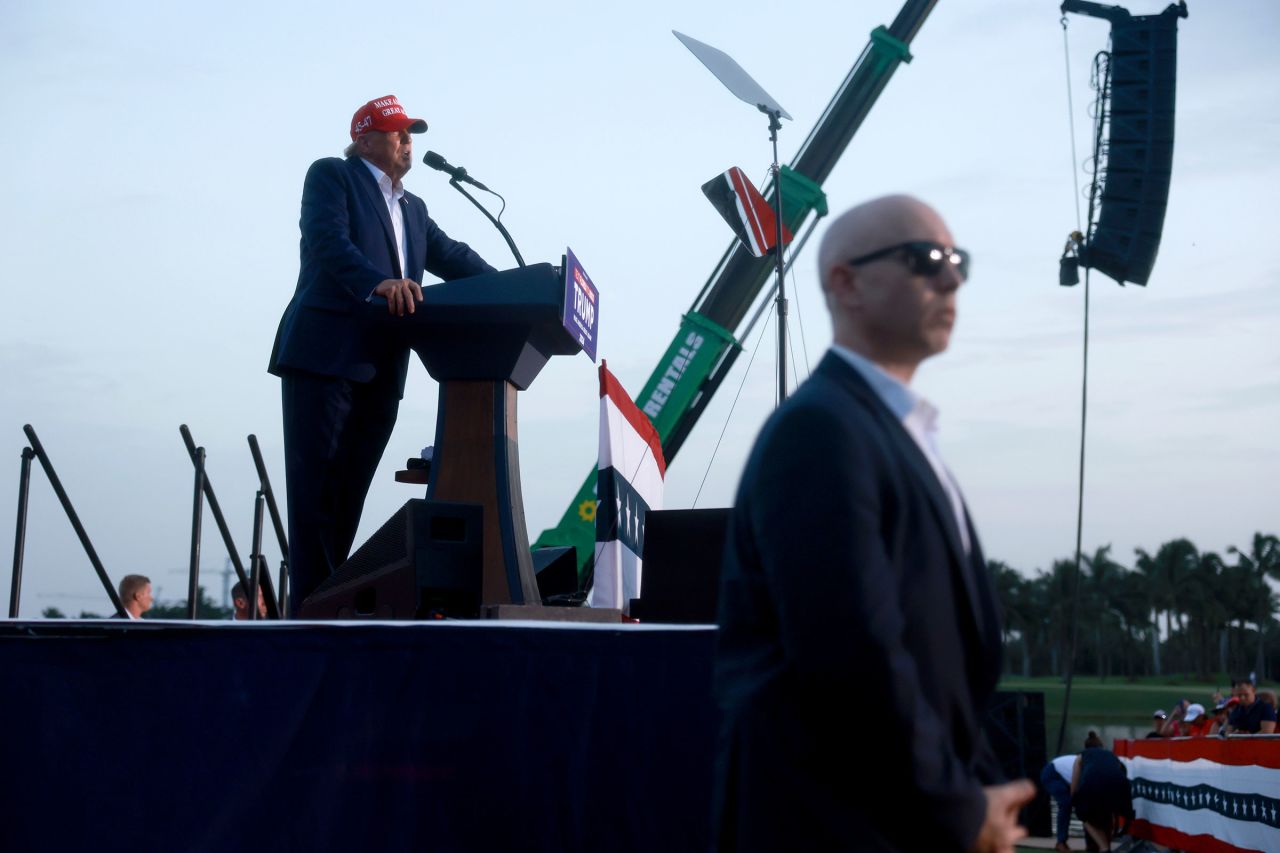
[
  {"left": 712, "top": 351, "right": 1004, "bottom": 852},
  {"left": 268, "top": 155, "right": 494, "bottom": 396}
]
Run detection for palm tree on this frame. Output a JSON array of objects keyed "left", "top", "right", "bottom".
[
  {"left": 990, "top": 560, "right": 1030, "bottom": 676},
  {"left": 1083, "top": 546, "right": 1130, "bottom": 679},
  {"left": 1114, "top": 568, "right": 1153, "bottom": 678},
  {"left": 1184, "top": 552, "right": 1228, "bottom": 678},
  {"left": 1045, "top": 559, "right": 1077, "bottom": 677},
  {"left": 1024, "top": 570, "right": 1057, "bottom": 676},
  {"left": 1134, "top": 548, "right": 1164, "bottom": 675},
  {"left": 1136, "top": 538, "right": 1198, "bottom": 674},
  {"left": 1219, "top": 560, "right": 1256, "bottom": 675},
  {"left": 1228, "top": 533, "right": 1280, "bottom": 679}
]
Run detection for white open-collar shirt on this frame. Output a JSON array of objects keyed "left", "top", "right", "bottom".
[{"left": 830, "top": 344, "right": 971, "bottom": 554}]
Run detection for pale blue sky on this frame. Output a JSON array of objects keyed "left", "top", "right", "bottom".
[{"left": 2, "top": 0, "right": 1276, "bottom": 613}]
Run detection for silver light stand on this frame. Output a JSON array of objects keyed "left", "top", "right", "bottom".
[{"left": 675, "top": 31, "right": 793, "bottom": 399}]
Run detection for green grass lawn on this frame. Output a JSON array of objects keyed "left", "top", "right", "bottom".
[{"left": 999, "top": 674, "right": 1229, "bottom": 753}]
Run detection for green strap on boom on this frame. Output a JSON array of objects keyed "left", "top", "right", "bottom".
[
  {"left": 778, "top": 165, "right": 828, "bottom": 224},
  {"left": 869, "top": 25, "right": 912, "bottom": 66}
]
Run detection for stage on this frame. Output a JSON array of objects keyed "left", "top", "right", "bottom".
[{"left": 1, "top": 619, "right": 719, "bottom": 853}]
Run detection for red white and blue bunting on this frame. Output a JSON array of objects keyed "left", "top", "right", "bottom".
[{"left": 1115, "top": 738, "right": 1280, "bottom": 853}]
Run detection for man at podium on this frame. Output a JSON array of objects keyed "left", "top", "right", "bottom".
[{"left": 268, "top": 94, "right": 495, "bottom": 612}]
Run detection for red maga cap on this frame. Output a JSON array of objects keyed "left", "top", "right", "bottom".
[{"left": 350, "top": 95, "right": 428, "bottom": 140}]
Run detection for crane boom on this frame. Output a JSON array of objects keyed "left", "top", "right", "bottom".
[{"left": 536, "top": 1, "right": 940, "bottom": 576}]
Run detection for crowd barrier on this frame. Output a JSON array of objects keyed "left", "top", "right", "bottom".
[{"left": 1115, "top": 736, "right": 1280, "bottom": 853}]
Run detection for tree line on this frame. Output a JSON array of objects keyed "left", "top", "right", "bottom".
[
  {"left": 36, "top": 531, "right": 1280, "bottom": 682},
  {"left": 991, "top": 533, "right": 1280, "bottom": 682}
]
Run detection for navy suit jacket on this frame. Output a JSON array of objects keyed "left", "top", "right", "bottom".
[
  {"left": 712, "top": 351, "right": 1004, "bottom": 852},
  {"left": 268, "top": 156, "right": 494, "bottom": 396}
]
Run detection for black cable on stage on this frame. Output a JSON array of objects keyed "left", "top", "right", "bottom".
[
  {"left": 692, "top": 306, "right": 775, "bottom": 509},
  {"left": 1056, "top": 45, "right": 1112, "bottom": 758}
]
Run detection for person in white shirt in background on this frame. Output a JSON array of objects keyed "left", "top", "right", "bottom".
[{"left": 1040, "top": 752, "right": 1078, "bottom": 852}]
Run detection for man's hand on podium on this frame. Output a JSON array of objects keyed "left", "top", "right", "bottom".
[{"left": 374, "top": 278, "right": 424, "bottom": 316}]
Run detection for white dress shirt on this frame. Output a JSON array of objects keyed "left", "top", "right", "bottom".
[
  {"left": 830, "top": 345, "right": 971, "bottom": 554},
  {"left": 360, "top": 158, "right": 408, "bottom": 279}
]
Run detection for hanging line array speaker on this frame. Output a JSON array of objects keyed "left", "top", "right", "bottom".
[{"left": 1065, "top": 1, "right": 1188, "bottom": 286}]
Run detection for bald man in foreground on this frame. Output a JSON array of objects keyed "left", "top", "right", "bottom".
[{"left": 712, "top": 196, "right": 1034, "bottom": 852}]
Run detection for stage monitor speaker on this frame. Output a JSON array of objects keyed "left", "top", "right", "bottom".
[
  {"left": 298, "top": 499, "right": 483, "bottom": 620},
  {"left": 1078, "top": 2, "right": 1186, "bottom": 286},
  {"left": 984, "top": 690, "right": 1049, "bottom": 837},
  {"left": 628, "top": 508, "right": 730, "bottom": 624},
  {"left": 532, "top": 545, "right": 578, "bottom": 602}
]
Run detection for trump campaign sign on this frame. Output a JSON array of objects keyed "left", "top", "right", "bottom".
[{"left": 562, "top": 247, "right": 599, "bottom": 362}]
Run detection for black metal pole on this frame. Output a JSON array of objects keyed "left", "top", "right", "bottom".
[
  {"left": 276, "top": 559, "right": 289, "bottom": 619},
  {"left": 186, "top": 447, "right": 206, "bottom": 620},
  {"left": 247, "top": 435, "right": 288, "bottom": 560},
  {"left": 179, "top": 425, "right": 280, "bottom": 619},
  {"left": 766, "top": 108, "right": 788, "bottom": 402},
  {"left": 22, "top": 425, "right": 126, "bottom": 616},
  {"left": 10, "top": 447, "right": 35, "bottom": 618},
  {"left": 248, "top": 491, "right": 265, "bottom": 621}
]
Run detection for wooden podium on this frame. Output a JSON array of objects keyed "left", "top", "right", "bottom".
[{"left": 400, "top": 263, "right": 583, "bottom": 607}]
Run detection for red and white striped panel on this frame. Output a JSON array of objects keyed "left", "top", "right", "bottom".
[{"left": 1115, "top": 737, "right": 1280, "bottom": 853}]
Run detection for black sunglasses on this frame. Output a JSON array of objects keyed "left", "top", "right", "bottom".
[{"left": 847, "top": 241, "right": 970, "bottom": 281}]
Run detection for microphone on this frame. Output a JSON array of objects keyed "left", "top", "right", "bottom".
[
  {"left": 423, "top": 151, "right": 491, "bottom": 192},
  {"left": 425, "top": 151, "right": 525, "bottom": 267}
]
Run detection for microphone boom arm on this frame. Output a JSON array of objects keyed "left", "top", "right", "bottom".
[{"left": 447, "top": 178, "right": 526, "bottom": 269}]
